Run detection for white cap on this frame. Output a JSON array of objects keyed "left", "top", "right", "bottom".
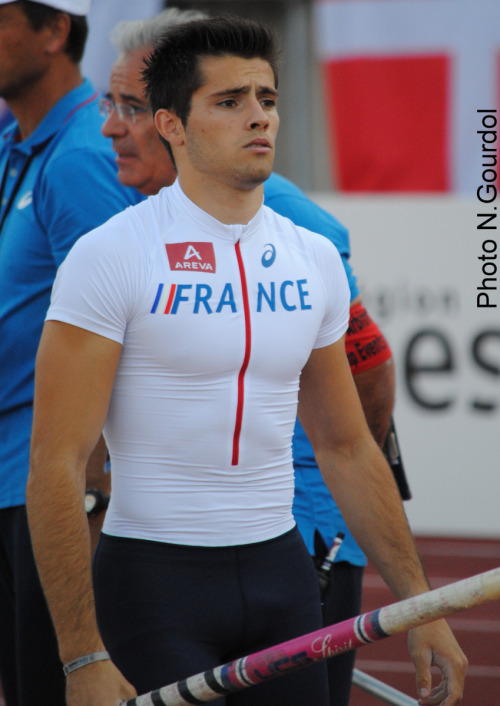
[{"left": 0, "top": 0, "right": 91, "bottom": 16}]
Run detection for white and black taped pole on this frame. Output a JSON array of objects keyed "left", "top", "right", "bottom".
[
  {"left": 352, "top": 669, "right": 419, "bottom": 706},
  {"left": 121, "top": 567, "right": 500, "bottom": 706}
]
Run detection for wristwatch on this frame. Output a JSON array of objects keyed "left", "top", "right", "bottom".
[{"left": 84, "top": 488, "right": 110, "bottom": 518}]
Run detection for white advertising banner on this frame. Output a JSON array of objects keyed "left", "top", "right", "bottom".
[{"left": 311, "top": 192, "right": 500, "bottom": 537}]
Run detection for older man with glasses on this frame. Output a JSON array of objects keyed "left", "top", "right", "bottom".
[{"left": 99, "top": 7, "right": 205, "bottom": 197}]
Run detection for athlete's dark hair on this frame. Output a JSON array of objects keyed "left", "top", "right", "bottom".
[
  {"left": 142, "top": 15, "right": 281, "bottom": 126},
  {"left": 19, "top": 0, "right": 88, "bottom": 63}
]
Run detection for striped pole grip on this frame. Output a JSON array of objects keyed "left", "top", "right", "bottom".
[
  {"left": 122, "top": 566, "right": 500, "bottom": 706},
  {"left": 352, "top": 668, "right": 419, "bottom": 706}
]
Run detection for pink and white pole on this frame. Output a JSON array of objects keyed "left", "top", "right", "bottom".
[{"left": 122, "top": 567, "right": 500, "bottom": 706}]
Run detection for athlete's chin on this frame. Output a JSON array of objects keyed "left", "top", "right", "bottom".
[{"left": 235, "top": 163, "right": 273, "bottom": 189}]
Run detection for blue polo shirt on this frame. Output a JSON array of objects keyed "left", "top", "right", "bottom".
[
  {"left": 264, "top": 173, "right": 366, "bottom": 566},
  {"left": 0, "top": 79, "right": 141, "bottom": 509}
]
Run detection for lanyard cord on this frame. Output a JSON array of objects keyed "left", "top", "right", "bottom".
[
  {"left": 0, "top": 90, "right": 99, "bottom": 236},
  {"left": 0, "top": 154, "right": 35, "bottom": 234}
]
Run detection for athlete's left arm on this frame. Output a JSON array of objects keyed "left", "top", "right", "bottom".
[{"left": 297, "top": 337, "right": 467, "bottom": 706}]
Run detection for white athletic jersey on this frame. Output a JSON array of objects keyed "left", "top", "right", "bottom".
[{"left": 48, "top": 180, "right": 349, "bottom": 546}]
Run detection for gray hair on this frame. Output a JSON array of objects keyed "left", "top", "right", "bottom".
[{"left": 110, "top": 7, "right": 208, "bottom": 54}]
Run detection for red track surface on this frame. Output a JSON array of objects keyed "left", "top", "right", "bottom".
[{"left": 351, "top": 536, "right": 500, "bottom": 706}]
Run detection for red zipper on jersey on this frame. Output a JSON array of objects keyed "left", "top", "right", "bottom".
[{"left": 232, "top": 241, "right": 252, "bottom": 466}]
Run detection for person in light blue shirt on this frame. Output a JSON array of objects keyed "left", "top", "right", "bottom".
[
  {"left": 0, "top": 77, "right": 141, "bottom": 508},
  {"left": 0, "top": 2, "right": 141, "bottom": 703}
]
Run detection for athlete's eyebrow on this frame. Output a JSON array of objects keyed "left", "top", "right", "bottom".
[{"left": 211, "top": 85, "right": 279, "bottom": 99}]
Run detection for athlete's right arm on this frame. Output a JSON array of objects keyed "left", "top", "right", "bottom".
[{"left": 26, "top": 320, "right": 137, "bottom": 705}]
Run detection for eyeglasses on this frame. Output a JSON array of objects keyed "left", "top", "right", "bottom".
[{"left": 99, "top": 97, "right": 151, "bottom": 124}]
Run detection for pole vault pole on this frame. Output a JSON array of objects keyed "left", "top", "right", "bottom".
[
  {"left": 352, "top": 669, "right": 419, "bottom": 706},
  {"left": 121, "top": 567, "right": 500, "bottom": 706}
]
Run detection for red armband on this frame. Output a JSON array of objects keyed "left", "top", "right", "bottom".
[{"left": 345, "top": 302, "right": 392, "bottom": 374}]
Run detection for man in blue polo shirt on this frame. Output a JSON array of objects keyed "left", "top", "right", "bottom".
[{"left": 0, "top": 1, "right": 140, "bottom": 704}]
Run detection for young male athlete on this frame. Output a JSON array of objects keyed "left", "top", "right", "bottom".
[
  {"left": 27, "top": 16, "right": 466, "bottom": 706},
  {"left": 100, "top": 10, "right": 395, "bottom": 704}
]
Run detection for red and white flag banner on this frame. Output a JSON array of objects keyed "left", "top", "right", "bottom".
[{"left": 313, "top": 0, "right": 500, "bottom": 193}]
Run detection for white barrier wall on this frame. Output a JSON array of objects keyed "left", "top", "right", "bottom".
[{"left": 311, "top": 195, "right": 500, "bottom": 538}]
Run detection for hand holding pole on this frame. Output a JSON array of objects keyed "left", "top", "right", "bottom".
[{"left": 121, "top": 567, "right": 500, "bottom": 706}]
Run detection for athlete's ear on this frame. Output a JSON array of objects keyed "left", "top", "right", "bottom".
[{"left": 155, "top": 109, "right": 185, "bottom": 148}]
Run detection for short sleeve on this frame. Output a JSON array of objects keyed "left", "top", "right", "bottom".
[
  {"left": 308, "top": 232, "right": 350, "bottom": 350},
  {"left": 47, "top": 215, "right": 140, "bottom": 344}
]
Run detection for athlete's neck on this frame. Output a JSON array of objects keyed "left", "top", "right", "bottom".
[{"left": 177, "top": 173, "right": 264, "bottom": 225}]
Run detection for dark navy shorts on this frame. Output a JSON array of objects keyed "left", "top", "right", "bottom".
[{"left": 93, "top": 526, "right": 329, "bottom": 705}]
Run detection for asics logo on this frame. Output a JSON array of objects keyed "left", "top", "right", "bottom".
[{"left": 262, "top": 244, "right": 276, "bottom": 268}]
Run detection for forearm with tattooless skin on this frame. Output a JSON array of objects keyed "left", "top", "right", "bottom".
[
  {"left": 26, "top": 457, "right": 106, "bottom": 664},
  {"left": 26, "top": 320, "right": 122, "bottom": 665}
]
